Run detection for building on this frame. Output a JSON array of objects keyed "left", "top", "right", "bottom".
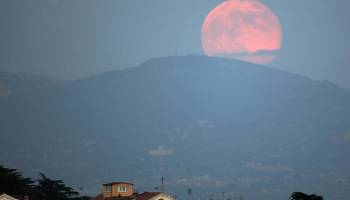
[
  {"left": 102, "top": 182, "right": 134, "bottom": 198},
  {"left": 0, "top": 194, "right": 18, "bottom": 200},
  {"left": 134, "top": 192, "right": 173, "bottom": 200},
  {"left": 91, "top": 182, "right": 175, "bottom": 200}
]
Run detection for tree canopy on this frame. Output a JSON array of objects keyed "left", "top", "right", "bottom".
[
  {"left": 0, "top": 165, "right": 89, "bottom": 200},
  {"left": 0, "top": 165, "right": 34, "bottom": 196},
  {"left": 290, "top": 192, "right": 324, "bottom": 200}
]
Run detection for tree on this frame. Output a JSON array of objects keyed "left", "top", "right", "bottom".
[
  {"left": 1, "top": 165, "right": 89, "bottom": 200},
  {"left": 0, "top": 165, "right": 34, "bottom": 196},
  {"left": 308, "top": 194, "right": 324, "bottom": 200},
  {"left": 290, "top": 192, "right": 324, "bottom": 200},
  {"left": 35, "top": 173, "right": 79, "bottom": 200}
]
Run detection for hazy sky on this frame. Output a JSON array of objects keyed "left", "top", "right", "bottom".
[{"left": 1, "top": 0, "right": 350, "bottom": 88}]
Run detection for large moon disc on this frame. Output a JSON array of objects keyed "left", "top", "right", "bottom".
[{"left": 201, "top": 0, "right": 282, "bottom": 64}]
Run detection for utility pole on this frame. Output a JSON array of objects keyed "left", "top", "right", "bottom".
[
  {"left": 187, "top": 188, "right": 192, "bottom": 200},
  {"left": 161, "top": 176, "right": 164, "bottom": 192}
]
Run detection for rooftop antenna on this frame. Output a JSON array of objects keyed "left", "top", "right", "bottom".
[{"left": 161, "top": 176, "right": 164, "bottom": 192}]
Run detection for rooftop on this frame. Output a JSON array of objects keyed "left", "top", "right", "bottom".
[
  {"left": 102, "top": 182, "right": 134, "bottom": 186},
  {"left": 91, "top": 192, "right": 162, "bottom": 200}
]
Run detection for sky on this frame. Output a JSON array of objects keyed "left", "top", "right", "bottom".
[{"left": 1, "top": 0, "right": 350, "bottom": 88}]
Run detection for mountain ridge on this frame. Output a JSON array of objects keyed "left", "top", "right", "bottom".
[
  {"left": 1, "top": 55, "right": 350, "bottom": 200},
  {"left": 0, "top": 70, "right": 63, "bottom": 97}
]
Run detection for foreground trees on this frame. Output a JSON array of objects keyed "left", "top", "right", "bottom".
[
  {"left": 0, "top": 165, "right": 34, "bottom": 196},
  {"left": 290, "top": 192, "right": 324, "bottom": 200},
  {"left": 0, "top": 165, "right": 89, "bottom": 200}
]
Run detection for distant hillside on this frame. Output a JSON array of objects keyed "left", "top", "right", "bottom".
[
  {"left": 0, "top": 70, "right": 62, "bottom": 97},
  {"left": 1, "top": 55, "right": 350, "bottom": 200}
]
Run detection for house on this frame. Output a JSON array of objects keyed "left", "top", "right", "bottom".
[
  {"left": 135, "top": 192, "right": 173, "bottom": 200},
  {"left": 102, "top": 182, "right": 134, "bottom": 198},
  {"left": 0, "top": 193, "right": 18, "bottom": 200},
  {"left": 91, "top": 182, "right": 175, "bottom": 200}
]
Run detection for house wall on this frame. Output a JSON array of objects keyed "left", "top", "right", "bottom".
[
  {"left": 102, "top": 183, "right": 134, "bottom": 198},
  {"left": 102, "top": 189, "right": 112, "bottom": 198},
  {"left": 112, "top": 183, "right": 134, "bottom": 197}
]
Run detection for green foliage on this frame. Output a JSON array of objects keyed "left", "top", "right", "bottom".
[{"left": 0, "top": 165, "right": 90, "bottom": 200}]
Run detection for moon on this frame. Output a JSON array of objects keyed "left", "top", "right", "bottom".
[{"left": 201, "top": 0, "right": 282, "bottom": 64}]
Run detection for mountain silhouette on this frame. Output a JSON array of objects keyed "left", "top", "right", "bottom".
[
  {"left": 1, "top": 55, "right": 350, "bottom": 200},
  {"left": 0, "top": 70, "right": 62, "bottom": 97}
]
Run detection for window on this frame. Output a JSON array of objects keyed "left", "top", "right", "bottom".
[
  {"left": 104, "top": 185, "right": 112, "bottom": 192},
  {"left": 117, "top": 185, "right": 128, "bottom": 192}
]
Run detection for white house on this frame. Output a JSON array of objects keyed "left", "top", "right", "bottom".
[{"left": 0, "top": 194, "right": 18, "bottom": 200}]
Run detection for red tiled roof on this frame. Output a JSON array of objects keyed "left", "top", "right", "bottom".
[
  {"left": 90, "top": 192, "right": 162, "bottom": 200},
  {"left": 136, "top": 192, "right": 162, "bottom": 200}
]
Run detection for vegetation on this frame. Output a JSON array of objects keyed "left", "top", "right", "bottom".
[
  {"left": 1, "top": 165, "right": 327, "bottom": 200},
  {"left": 290, "top": 192, "right": 324, "bottom": 200},
  {"left": 0, "top": 165, "right": 34, "bottom": 196},
  {"left": 0, "top": 165, "right": 90, "bottom": 200}
]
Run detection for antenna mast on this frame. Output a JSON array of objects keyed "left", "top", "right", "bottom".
[{"left": 161, "top": 176, "right": 164, "bottom": 192}]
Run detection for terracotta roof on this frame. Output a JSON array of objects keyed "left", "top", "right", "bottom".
[
  {"left": 103, "top": 182, "right": 134, "bottom": 186},
  {"left": 136, "top": 192, "right": 162, "bottom": 200},
  {"left": 90, "top": 192, "right": 162, "bottom": 200}
]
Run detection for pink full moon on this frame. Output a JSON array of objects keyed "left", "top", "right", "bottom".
[{"left": 201, "top": 0, "right": 282, "bottom": 64}]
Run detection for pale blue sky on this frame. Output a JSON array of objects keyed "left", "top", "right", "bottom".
[{"left": 1, "top": 0, "right": 350, "bottom": 88}]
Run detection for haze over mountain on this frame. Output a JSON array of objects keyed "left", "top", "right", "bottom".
[
  {"left": 1, "top": 55, "right": 350, "bottom": 200},
  {"left": 0, "top": 70, "right": 62, "bottom": 97}
]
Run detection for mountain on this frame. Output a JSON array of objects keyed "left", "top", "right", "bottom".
[
  {"left": 0, "top": 70, "right": 62, "bottom": 97},
  {"left": 1, "top": 55, "right": 350, "bottom": 200}
]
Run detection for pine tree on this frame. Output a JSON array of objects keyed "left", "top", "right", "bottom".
[{"left": 0, "top": 165, "right": 34, "bottom": 196}]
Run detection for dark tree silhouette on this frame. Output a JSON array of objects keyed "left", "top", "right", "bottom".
[
  {"left": 1, "top": 165, "right": 89, "bottom": 200},
  {"left": 0, "top": 165, "right": 34, "bottom": 196},
  {"left": 35, "top": 173, "right": 79, "bottom": 200},
  {"left": 308, "top": 194, "right": 324, "bottom": 200},
  {"left": 290, "top": 192, "right": 324, "bottom": 200}
]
